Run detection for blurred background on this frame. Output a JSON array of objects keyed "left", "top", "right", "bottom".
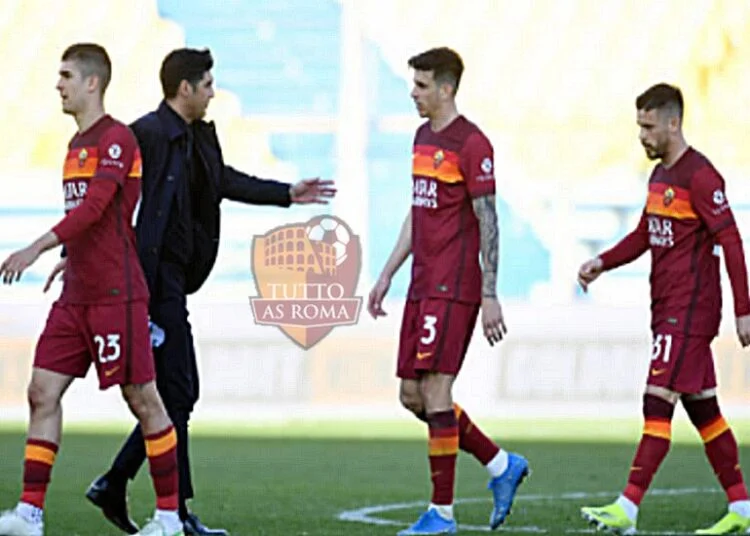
[{"left": 3, "top": 0, "right": 750, "bottom": 424}]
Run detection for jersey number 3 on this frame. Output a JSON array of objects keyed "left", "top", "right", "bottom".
[
  {"left": 420, "top": 314, "right": 438, "bottom": 345},
  {"left": 94, "top": 334, "right": 122, "bottom": 364}
]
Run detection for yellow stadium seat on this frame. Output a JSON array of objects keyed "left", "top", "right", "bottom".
[{"left": 0, "top": 0, "right": 281, "bottom": 180}]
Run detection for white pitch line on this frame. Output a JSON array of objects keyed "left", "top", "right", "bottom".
[{"left": 337, "top": 487, "right": 721, "bottom": 534}]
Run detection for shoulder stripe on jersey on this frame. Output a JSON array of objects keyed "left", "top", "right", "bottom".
[
  {"left": 413, "top": 144, "right": 463, "bottom": 183},
  {"left": 128, "top": 155, "right": 142, "bottom": 178},
  {"left": 414, "top": 144, "right": 460, "bottom": 165},
  {"left": 63, "top": 147, "right": 98, "bottom": 179},
  {"left": 649, "top": 182, "right": 690, "bottom": 200},
  {"left": 413, "top": 154, "right": 462, "bottom": 183},
  {"left": 646, "top": 191, "right": 697, "bottom": 220},
  {"left": 63, "top": 149, "right": 142, "bottom": 180}
]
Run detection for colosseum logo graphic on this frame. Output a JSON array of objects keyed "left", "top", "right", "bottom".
[{"left": 249, "top": 215, "right": 363, "bottom": 349}]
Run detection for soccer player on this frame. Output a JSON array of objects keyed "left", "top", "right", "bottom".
[
  {"left": 0, "top": 44, "right": 183, "bottom": 536},
  {"left": 368, "top": 47, "right": 529, "bottom": 535},
  {"left": 578, "top": 83, "right": 750, "bottom": 535}
]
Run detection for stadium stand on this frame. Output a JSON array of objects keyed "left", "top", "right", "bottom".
[
  {"left": 155, "top": 0, "right": 550, "bottom": 298},
  {"left": 4, "top": 0, "right": 750, "bottom": 303}
]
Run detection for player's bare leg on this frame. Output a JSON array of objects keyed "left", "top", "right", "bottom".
[
  {"left": 581, "top": 386, "right": 678, "bottom": 534},
  {"left": 122, "top": 382, "right": 172, "bottom": 435},
  {"left": 122, "top": 382, "right": 183, "bottom": 536},
  {"left": 683, "top": 389, "right": 750, "bottom": 534},
  {"left": 400, "top": 379, "right": 425, "bottom": 418},
  {"left": 0, "top": 368, "right": 74, "bottom": 536}
]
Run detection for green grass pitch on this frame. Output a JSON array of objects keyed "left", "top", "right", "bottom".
[{"left": 0, "top": 418, "right": 748, "bottom": 535}]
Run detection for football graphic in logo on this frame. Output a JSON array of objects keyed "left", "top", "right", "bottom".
[{"left": 306, "top": 217, "right": 351, "bottom": 266}]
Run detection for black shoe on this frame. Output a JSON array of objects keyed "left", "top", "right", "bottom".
[
  {"left": 183, "top": 512, "right": 229, "bottom": 535},
  {"left": 85, "top": 474, "right": 139, "bottom": 535}
]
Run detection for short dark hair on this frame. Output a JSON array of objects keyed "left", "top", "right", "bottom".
[
  {"left": 61, "top": 43, "right": 112, "bottom": 95},
  {"left": 636, "top": 83, "right": 684, "bottom": 120},
  {"left": 408, "top": 47, "right": 464, "bottom": 95},
  {"left": 160, "top": 48, "right": 214, "bottom": 99}
]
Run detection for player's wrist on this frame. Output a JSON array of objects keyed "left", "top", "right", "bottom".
[
  {"left": 30, "top": 232, "right": 57, "bottom": 256},
  {"left": 481, "top": 275, "right": 497, "bottom": 300}
]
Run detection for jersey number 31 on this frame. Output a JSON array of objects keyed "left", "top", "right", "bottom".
[{"left": 651, "top": 333, "right": 673, "bottom": 363}]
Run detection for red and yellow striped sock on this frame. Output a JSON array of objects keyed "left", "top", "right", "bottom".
[
  {"left": 427, "top": 410, "right": 459, "bottom": 506},
  {"left": 623, "top": 395, "right": 674, "bottom": 505},
  {"left": 20, "top": 438, "right": 59, "bottom": 509},
  {"left": 685, "top": 397, "right": 749, "bottom": 503},
  {"left": 453, "top": 403, "right": 500, "bottom": 465},
  {"left": 145, "top": 426, "right": 179, "bottom": 511}
]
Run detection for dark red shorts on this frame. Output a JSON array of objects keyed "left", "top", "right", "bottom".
[
  {"left": 646, "top": 325, "right": 716, "bottom": 393},
  {"left": 34, "top": 300, "right": 156, "bottom": 390},
  {"left": 396, "top": 299, "right": 480, "bottom": 380}
]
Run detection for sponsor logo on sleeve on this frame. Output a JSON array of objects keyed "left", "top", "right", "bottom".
[
  {"left": 711, "top": 189, "right": 730, "bottom": 216},
  {"left": 101, "top": 143, "right": 125, "bottom": 169},
  {"left": 476, "top": 156, "right": 494, "bottom": 182}
]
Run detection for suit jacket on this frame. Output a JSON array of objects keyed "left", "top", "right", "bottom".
[{"left": 132, "top": 101, "right": 292, "bottom": 296}]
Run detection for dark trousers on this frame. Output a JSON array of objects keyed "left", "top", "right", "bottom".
[{"left": 109, "top": 262, "right": 199, "bottom": 515}]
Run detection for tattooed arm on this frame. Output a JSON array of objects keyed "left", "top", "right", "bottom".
[
  {"left": 472, "top": 194, "right": 507, "bottom": 345},
  {"left": 472, "top": 194, "right": 499, "bottom": 298}
]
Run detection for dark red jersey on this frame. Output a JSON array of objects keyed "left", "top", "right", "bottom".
[
  {"left": 52, "top": 115, "right": 149, "bottom": 304},
  {"left": 408, "top": 116, "right": 496, "bottom": 304},
  {"left": 601, "top": 147, "right": 750, "bottom": 337}
]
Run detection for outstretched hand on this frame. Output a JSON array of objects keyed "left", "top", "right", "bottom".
[
  {"left": 290, "top": 178, "right": 337, "bottom": 204},
  {"left": 0, "top": 246, "right": 41, "bottom": 285}
]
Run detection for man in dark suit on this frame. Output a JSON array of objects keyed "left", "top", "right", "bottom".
[{"left": 84, "top": 48, "right": 335, "bottom": 536}]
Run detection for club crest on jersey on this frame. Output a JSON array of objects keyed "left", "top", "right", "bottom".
[
  {"left": 433, "top": 150, "right": 444, "bottom": 169},
  {"left": 78, "top": 148, "right": 88, "bottom": 167},
  {"left": 663, "top": 187, "right": 675, "bottom": 207}
]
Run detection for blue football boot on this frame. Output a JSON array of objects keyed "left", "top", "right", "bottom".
[
  {"left": 488, "top": 452, "right": 529, "bottom": 529},
  {"left": 397, "top": 508, "right": 457, "bottom": 535}
]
